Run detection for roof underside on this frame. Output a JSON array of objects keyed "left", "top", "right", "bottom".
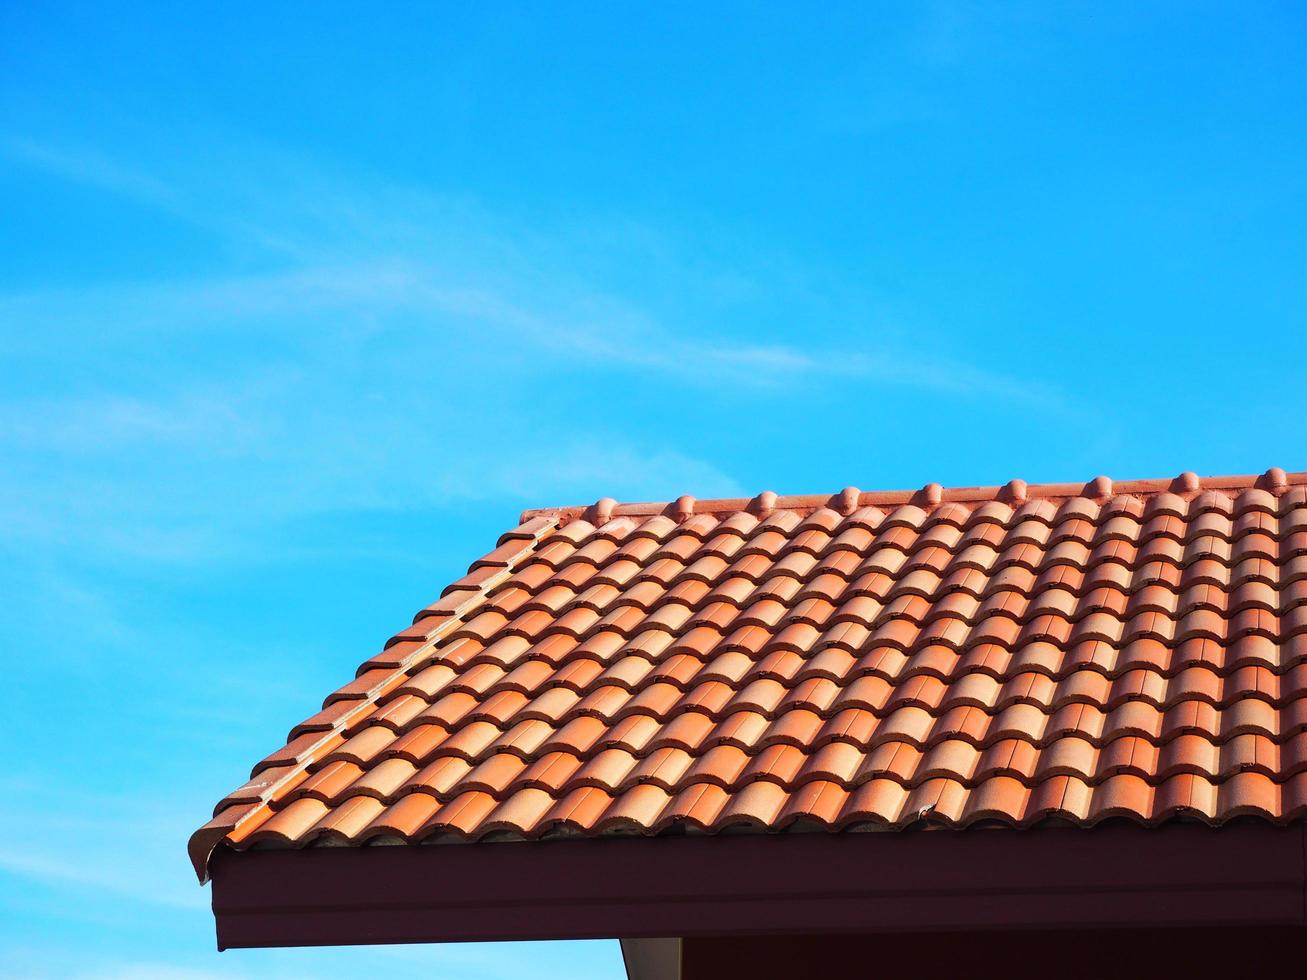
[{"left": 191, "top": 469, "right": 1307, "bottom": 882}]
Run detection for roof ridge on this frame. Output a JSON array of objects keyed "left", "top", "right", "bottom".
[
  {"left": 186, "top": 514, "right": 562, "bottom": 881},
  {"left": 520, "top": 468, "right": 1306, "bottom": 526}
]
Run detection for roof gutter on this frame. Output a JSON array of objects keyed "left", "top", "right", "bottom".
[{"left": 208, "top": 822, "right": 1307, "bottom": 950}]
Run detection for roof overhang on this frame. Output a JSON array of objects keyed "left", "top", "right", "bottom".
[{"left": 209, "top": 822, "right": 1307, "bottom": 950}]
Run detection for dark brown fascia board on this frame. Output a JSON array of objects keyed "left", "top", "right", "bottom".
[{"left": 209, "top": 823, "right": 1307, "bottom": 950}]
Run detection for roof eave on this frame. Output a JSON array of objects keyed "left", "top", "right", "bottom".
[{"left": 208, "top": 822, "right": 1307, "bottom": 949}]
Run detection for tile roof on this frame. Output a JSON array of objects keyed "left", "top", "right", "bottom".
[{"left": 190, "top": 468, "right": 1307, "bottom": 880}]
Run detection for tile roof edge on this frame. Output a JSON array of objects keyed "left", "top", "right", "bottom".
[
  {"left": 187, "top": 514, "right": 564, "bottom": 884},
  {"left": 520, "top": 469, "right": 1306, "bottom": 525}
]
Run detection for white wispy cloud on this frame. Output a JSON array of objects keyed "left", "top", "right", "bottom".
[
  {"left": 0, "top": 789, "right": 208, "bottom": 915},
  {"left": 0, "top": 260, "right": 1057, "bottom": 405},
  {"left": 0, "top": 392, "right": 254, "bottom": 453},
  {"left": 2, "top": 136, "right": 178, "bottom": 205},
  {"left": 0, "top": 368, "right": 746, "bottom": 563},
  {"left": 0, "top": 849, "right": 206, "bottom": 912},
  {"left": 0, "top": 133, "right": 1061, "bottom": 402},
  {"left": 0, "top": 130, "right": 1060, "bottom": 567}
]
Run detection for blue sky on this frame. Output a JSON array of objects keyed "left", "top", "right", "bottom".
[{"left": 2, "top": 2, "right": 1306, "bottom": 977}]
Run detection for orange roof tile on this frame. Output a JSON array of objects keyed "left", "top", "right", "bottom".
[{"left": 189, "top": 468, "right": 1307, "bottom": 880}]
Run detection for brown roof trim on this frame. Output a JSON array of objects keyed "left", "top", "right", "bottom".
[
  {"left": 209, "top": 822, "right": 1307, "bottom": 949},
  {"left": 519, "top": 468, "right": 1304, "bottom": 525}
]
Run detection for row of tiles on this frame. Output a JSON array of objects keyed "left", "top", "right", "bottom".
[
  {"left": 504, "top": 526, "right": 1307, "bottom": 581},
  {"left": 226, "top": 769, "right": 1307, "bottom": 848},
  {"left": 349, "top": 661, "right": 1307, "bottom": 721},
  {"left": 522, "top": 519, "right": 1298, "bottom": 576},
  {"left": 408, "top": 553, "right": 1307, "bottom": 649},
  {"left": 465, "top": 576, "right": 1307, "bottom": 624},
  {"left": 270, "top": 669, "right": 1307, "bottom": 773},
  {"left": 434, "top": 604, "right": 1307, "bottom": 658},
  {"left": 469, "top": 567, "right": 1307, "bottom": 622},
  {"left": 537, "top": 497, "right": 1307, "bottom": 544},
  {"left": 363, "top": 664, "right": 1307, "bottom": 729},
  {"left": 352, "top": 634, "right": 1307, "bottom": 699},
  {"left": 272, "top": 730, "right": 1307, "bottom": 809},
  {"left": 516, "top": 495, "right": 1307, "bottom": 554},
  {"left": 359, "top": 637, "right": 1307, "bottom": 706},
  {"left": 248, "top": 695, "right": 1307, "bottom": 799},
  {"left": 413, "top": 560, "right": 1307, "bottom": 647}
]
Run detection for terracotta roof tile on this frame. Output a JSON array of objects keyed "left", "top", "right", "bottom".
[{"left": 190, "top": 470, "right": 1307, "bottom": 879}]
